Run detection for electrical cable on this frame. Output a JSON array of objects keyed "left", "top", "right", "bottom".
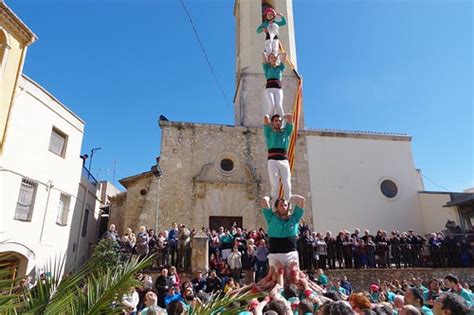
[{"left": 178, "top": 0, "right": 232, "bottom": 110}]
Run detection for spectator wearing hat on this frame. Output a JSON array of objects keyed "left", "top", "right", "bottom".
[
  {"left": 164, "top": 286, "right": 182, "bottom": 308},
  {"left": 369, "top": 284, "right": 380, "bottom": 303}
]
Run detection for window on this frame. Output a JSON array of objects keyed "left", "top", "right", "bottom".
[
  {"left": 81, "top": 209, "right": 89, "bottom": 237},
  {"left": 220, "top": 159, "right": 234, "bottom": 172},
  {"left": 380, "top": 179, "right": 398, "bottom": 199},
  {"left": 48, "top": 127, "right": 68, "bottom": 157},
  {"left": 14, "top": 178, "right": 38, "bottom": 221},
  {"left": 56, "top": 194, "right": 71, "bottom": 226}
]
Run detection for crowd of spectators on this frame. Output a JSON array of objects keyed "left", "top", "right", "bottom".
[
  {"left": 102, "top": 221, "right": 474, "bottom": 277},
  {"left": 115, "top": 266, "right": 473, "bottom": 314},
  {"left": 99, "top": 222, "right": 474, "bottom": 314},
  {"left": 297, "top": 225, "right": 474, "bottom": 270}
]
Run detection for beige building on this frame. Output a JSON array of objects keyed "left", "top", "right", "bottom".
[
  {"left": 109, "top": 0, "right": 473, "bottom": 236},
  {"left": 0, "top": 2, "right": 119, "bottom": 278},
  {"left": 0, "top": 0, "right": 36, "bottom": 150}
]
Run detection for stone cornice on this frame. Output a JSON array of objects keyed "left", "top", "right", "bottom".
[
  {"left": 160, "top": 121, "right": 411, "bottom": 142},
  {"left": 119, "top": 171, "right": 153, "bottom": 188},
  {"left": 0, "top": 1, "right": 37, "bottom": 45}
]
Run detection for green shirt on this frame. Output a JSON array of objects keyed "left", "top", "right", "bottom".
[
  {"left": 452, "top": 287, "right": 473, "bottom": 307},
  {"left": 256, "top": 16, "right": 287, "bottom": 33},
  {"left": 421, "top": 305, "right": 433, "bottom": 315},
  {"left": 219, "top": 234, "right": 233, "bottom": 244},
  {"left": 262, "top": 62, "right": 285, "bottom": 80},
  {"left": 261, "top": 205, "right": 304, "bottom": 238},
  {"left": 318, "top": 274, "right": 329, "bottom": 286},
  {"left": 263, "top": 123, "right": 293, "bottom": 150}
]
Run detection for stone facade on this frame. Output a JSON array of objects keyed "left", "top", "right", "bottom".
[
  {"left": 109, "top": 171, "right": 159, "bottom": 235},
  {"left": 156, "top": 120, "right": 312, "bottom": 231}
]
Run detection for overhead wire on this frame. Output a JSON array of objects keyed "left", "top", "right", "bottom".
[
  {"left": 178, "top": 0, "right": 232, "bottom": 110},
  {"left": 421, "top": 174, "right": 452, "bottom": 192}
]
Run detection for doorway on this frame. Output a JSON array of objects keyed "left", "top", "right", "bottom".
[{"left": 209, "top": 216, "right": 243, "bottom": 231}]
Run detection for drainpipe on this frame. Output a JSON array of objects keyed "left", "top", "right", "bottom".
[
  {"left": 72, "top": 184, "right": 87, "bottom": 271},
  {"left": 39, "top": 180, "right": 53, "bottom": 244}
]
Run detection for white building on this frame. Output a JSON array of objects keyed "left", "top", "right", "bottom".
[
  {"left": 305, "top": 129, "right": 467, "bottom": 234},
  {"left": 0, "top": 74, "right": 99, "bottom": 276},
  {"left": 0, "top": 2, "right": 118, "bottom": 278}
]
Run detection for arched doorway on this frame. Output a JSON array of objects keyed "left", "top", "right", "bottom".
[
  {"left": 0, "top": 243, "right": 35, "bottom": 280},
  {"left": 0, "top": 252, "right": 29, "bottom": 293},
  {"left": 0, "top": 253, "right": 21, "bottom": 279}
]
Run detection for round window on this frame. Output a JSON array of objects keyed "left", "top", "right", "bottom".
[
  {"left": 220, "top": 159, "right": 234, "bottom": 172},
  {"left": 380, "top": 180, "right": 398, "bottom": 198},
  {"left": 140, "top": 189, "right": 148, "bottom": 196}
]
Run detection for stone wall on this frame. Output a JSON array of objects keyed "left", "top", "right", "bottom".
[
  {"left": 109, "top": 173, "right": 160, "bottom": 235},
  {"left": 109, "top": 193, "right": 126, "bottom": 235},
  {"left": 157, "top": 121, "right": 312, "bottom": 232},
  {"left": 324, "top": 268, "right": 474, "bottom": 292}
]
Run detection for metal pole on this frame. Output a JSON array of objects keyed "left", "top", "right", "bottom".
[{"left": 88, "top": 147, "right": 102, "bottom": 172}]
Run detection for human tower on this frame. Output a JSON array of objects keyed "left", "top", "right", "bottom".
[{"left": 256, "top": 4, "right": 306, "bottom": 276}]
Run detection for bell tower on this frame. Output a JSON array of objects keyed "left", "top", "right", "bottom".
[{"left": 233, "top": 0, "right": 302, "bottom": 127}]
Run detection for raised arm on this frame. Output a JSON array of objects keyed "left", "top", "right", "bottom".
[
  {"left": 262, "top": 53, "right": 268, "bottom": 64},
  {"left": 256, "top": 22, "right": 267, "bottom": 34},
  {"left": 283, "top": 113, "right": 293, "bottom": 122},
  {"left": 263, "top": 115, "right": 270, "bottom": 125},
  {"left": 259, "top": 196, "right": 271, "bottom": 209},
  {"left": 279, "top": 52, "right": 287, "bottom": 64},
  {"left": 290, "top": 194, "right": 305, "bottom": 209},
  {"left": 275, "top": 13, "right": 287, "bottom": 26}
]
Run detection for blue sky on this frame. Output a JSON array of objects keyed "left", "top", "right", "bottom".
[{"left": 9, "top": 0, "right": 473, "bottom": 192}]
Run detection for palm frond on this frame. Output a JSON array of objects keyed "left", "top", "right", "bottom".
[
  {"left": 86, "top": 255, "right": 153, "bottom": 315},
  {"left": 192, "top": 290, "right": 263, "bottom": 315},
  {"left": 44, "top": 255, "right": 154, "bottom": 315},
  {"left": 20, "top": 254, "right": 65, "bottom": 314}
]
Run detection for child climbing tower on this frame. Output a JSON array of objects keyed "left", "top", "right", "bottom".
[
  {"left": 233, "top": 0, "right": 302, "bottom": 128},
  {"left": 233, "top": 0, "right": 312, "bottom": 221}
]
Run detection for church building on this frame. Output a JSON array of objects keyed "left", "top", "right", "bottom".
[{"left": 109, "top": 0, "right": 473, "bottom": 236}]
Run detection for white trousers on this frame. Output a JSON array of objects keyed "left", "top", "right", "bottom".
[
  {"left": 268, "top": 159, "right": 291, "bottom": 201},
  {"left": 268, "top": 251, "right": 299, "bottom": 270},
  {"left": 264, "top": 39, "right": 280, "bottom": 57},
  {"left": 264, "top": 23, "right": 280, "bottom": 56},
  {"left": 264, "top": 88, "right": 284, "bottom": 118}
]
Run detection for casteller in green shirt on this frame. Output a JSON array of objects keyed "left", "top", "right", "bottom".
[{"left": 263, "top": 122, "right": 293, "bottom": 150}]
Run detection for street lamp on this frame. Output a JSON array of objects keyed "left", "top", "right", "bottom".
[{"left": 88, "top": 147, "right": 102, "bottom": 172}]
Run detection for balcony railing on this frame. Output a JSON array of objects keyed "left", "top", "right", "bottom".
[{"left": 82, "top": 165, "right": 98, "bottom": 187}]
